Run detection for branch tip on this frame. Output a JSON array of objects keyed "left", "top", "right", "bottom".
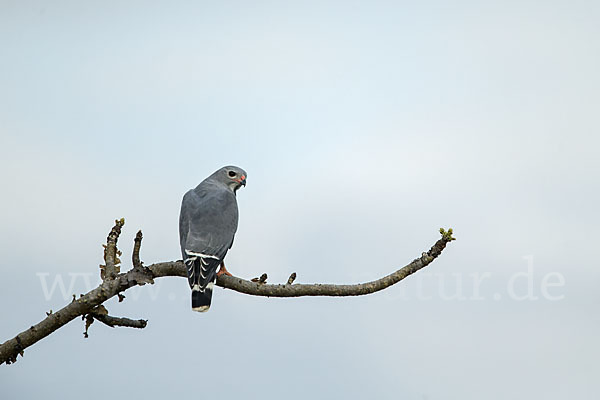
[{"left": 439, "top": 227, "right": 456, "bottom": 241}]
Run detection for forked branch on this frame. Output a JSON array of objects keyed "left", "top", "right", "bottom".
[{"left": 0, "top": 220, "right": 455, "bottom": 365}]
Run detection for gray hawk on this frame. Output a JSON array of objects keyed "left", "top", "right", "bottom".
[{"left": 179, "top": 166, "right": 247, "bottom": 312}]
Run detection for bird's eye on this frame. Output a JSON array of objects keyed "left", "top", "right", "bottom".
[{"left": 228, "top": 171, "right": 236, "bottom": 177}]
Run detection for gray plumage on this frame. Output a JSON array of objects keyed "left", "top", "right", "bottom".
[{"left": 179, "top": 166, "right": 247, "bottom": 312}]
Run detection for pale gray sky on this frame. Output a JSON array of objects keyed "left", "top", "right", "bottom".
[{"left": 1, "top": 1, "right": 599, "bottom": 399}]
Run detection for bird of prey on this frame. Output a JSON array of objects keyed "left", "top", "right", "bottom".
[{"left": 179, "top": 166, "right": 247, "bottom": 312}]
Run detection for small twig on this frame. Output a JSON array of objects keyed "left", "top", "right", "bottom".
[
  {"left": 287, "top": 272, "right": 297, "bottom": 285},
  {"left": 128, "top": 229, "right": 153, "bottom": 286},
  {"left": 132, "top": 230, "right": 143, "bottom": 270},
  {"left": 83, "top": 314, "right": 94, "bottom": 338},
  {"left": 90, "top": 314, "right": 147, "bottom": 329},
  {"left": 83, "top": 305, "right": 147, "bottom": 337},
  {"left": 251, "top": 273, "right": 268, "bottom": 284},
  {"left": 101, "top": 218, "right": 125, "bottom": 280}
]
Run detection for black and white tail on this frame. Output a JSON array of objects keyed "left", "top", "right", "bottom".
[
  {"left": 192, "top": 282, "right": 214, "bottom": 312},
  {"left": 184, "top": 251, "right": 221, "bottom": 312}
]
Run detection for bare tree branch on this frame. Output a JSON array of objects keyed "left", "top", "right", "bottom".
[{"left": 0, "top": 221, "right": 455, "bottom": 366}]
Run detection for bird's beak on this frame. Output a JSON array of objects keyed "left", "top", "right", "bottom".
[{"left": 239, "top": 176, "right": 247, "bottom": 186}]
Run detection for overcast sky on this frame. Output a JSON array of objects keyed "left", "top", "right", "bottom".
[{"left": 1, "top": 1, "right": 599, "bottom": 399}]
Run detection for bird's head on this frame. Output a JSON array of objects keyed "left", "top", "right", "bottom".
[{"left": 214, "top": 165, "right": 247, "bottom": 192}]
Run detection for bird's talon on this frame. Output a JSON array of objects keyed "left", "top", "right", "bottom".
[{"left": 217, "top": 269, "right": 232, "bottom": 277}]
